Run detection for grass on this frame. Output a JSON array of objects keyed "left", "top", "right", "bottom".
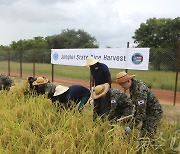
[
  {"left": 0, "top": 83, "right": 180, "bottom": 153},
  {"left": 161, "top": 104, "right": 180, "bottom": 123},
  {"left": 0, "top": 61, "right": 180, "bottom": 91}
]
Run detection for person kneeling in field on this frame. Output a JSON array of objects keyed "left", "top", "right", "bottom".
[
  {"left": 0, "top": 74, "right": 14, "bottom": 91},
  {"left": 32, "top": 76, "right": 56, "bottom": 102},
  {"left": 115, "top": 71, "right": 163, "bottom": 138},
  {"left": 27, "top": 76, "right": 37, "bottom": 91},
  {"left": 53, "top": 85, "right": 91, "bottom": 111},
  {"left": 92, "top": 83, "right": 133, "bottom": 122}
]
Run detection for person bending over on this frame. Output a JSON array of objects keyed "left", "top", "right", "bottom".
[
  {"left": 116, "top": 71, "right": 163, "bottom": 138},
  {"left": 53, "top": 85, "right": 91, "bottom": 111}
]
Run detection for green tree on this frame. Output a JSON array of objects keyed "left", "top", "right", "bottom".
[
  {"left": 46, "top": 29, "right": 99, "bottom": 49},
  {"left": 10, "top": 37, "right": 49, "bottom": 63},
  {"left": 10, "top": 39, "right": 28, "bottom": 62},
  {"left": 24, "top": 37, "right": 49, "bottom": 63},
  {"left": 133, "top": 17, "right": 180, "bottom": 71},
  {"left": 0, "top": 45, "right": 11, "bottom": 61},
  {"left": 6, "top": 29, "right": 99, "bottom": 63}
]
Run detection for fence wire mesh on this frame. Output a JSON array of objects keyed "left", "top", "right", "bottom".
[{"left": 0, "top": 46, "right": 180, "bottom": 104}]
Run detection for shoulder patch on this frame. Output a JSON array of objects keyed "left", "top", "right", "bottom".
[
  {"left": 111, "top": 99, "right": 116, "bottom": 104},
  {"left": 137, "top": 100, "right": 144, "bottom": 105}
]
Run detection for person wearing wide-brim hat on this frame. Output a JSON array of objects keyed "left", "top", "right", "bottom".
[
  {"left": 92, "top": 83, "right": 133, "bottom": 121},
  {"left": 53, "top": 84, "right": 91, "bottom": 111},
  {"left": 83, "top": 56, "right": 111, "bottom": 87},
  {"left": 115, "top": 71, "right": 163, "bottom": 138},
  {"left": 32, "top": 76, "right": 56, "bottom": 101},
  {"left": 83, "top": 56, "right": 112, "bottom": 120}
]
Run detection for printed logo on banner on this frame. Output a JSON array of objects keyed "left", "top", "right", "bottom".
[
  {"left": 132, "top": 53, "right": 143, "bottom": 64},
  {"left": 53, "top": 52, "right": 59, "bottom": 61}
]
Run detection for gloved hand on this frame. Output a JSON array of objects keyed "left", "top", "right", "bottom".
[{"left": 125, "top": 126, "right": 131, "bottom": 135}]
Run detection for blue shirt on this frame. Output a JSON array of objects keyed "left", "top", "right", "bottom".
[
  {"left": 90, "top": 62, "right": 111, "bottom": 86},
  {"left": 57, "top": 85, "right": 90, "bottom": 104}
]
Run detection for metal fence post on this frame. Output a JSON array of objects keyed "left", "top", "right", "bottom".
[
  {"left": 173, "top": 40, "right": 180, "bottom": 106},
  {"left": 20, "top": 51, "right": 22, "bottom": 78},
  {"left": 33, "top": 49, "right": 35, "bottom": 78},
  {"left": 90, "top": 74, "right": 92, "bottom": 89},
  {"left": 125, "top": 42, "right": 129, "bottom": 73},
  {"left": 8, "top": 50, "right": 10, "bottom": 76},
  {"left": 52, "top": 64, "right": 54, "bottom": 82},
  {"left": 124, "top": 42, "right": 129, "bottom": 93}
]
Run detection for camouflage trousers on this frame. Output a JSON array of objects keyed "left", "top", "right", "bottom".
[{"left": 140, "top": 114, "right": 162, "bottom": 138}]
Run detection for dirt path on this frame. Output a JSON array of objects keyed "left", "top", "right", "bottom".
[
  {"left": 3, "top": 71, "right": 180, "bottom": 105},
  {"left": 54, "top": 76, "right": 180, "bottom": 105}
]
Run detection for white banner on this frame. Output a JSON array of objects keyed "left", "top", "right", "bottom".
[{"left": 51, "top": 48, "right": 149, "bottom": 70}]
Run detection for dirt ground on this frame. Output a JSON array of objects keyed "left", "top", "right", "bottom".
[
  {"left": 52, "top": 76, "right": 180, "bottom": 105},
  {"left": 3, "top": 71, "right": 180, "bottom": 105}
]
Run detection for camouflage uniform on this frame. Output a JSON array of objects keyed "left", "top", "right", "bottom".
[
  {"left": 129, "top": 79, "right": 163, "bottom": 137},
  {"left": 93, "top": 88, "right": 133, "bottom": 121},
  {"left": 45, "top": 82, "right": 56, "bottom": 100},
  {"left": 0, "top": 74, "right": 14, "bottom": 91},
  {"left": 35, "top": 82, "right": 56, "bottom": 101}
]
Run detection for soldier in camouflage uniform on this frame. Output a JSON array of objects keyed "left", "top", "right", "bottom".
[
  {"left": 92, "top": 83, "right": 133, "bottom": 121},
  {"left": 32, "top": 77, "right": 56, "bottom": 102},
  {"left": 116, "top": 71, "right": 163, "bottom": 138},
  {"left": 0, "top": 74, "right": 14, "bottom": 91}
]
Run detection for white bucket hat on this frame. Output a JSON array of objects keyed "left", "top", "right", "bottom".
[
  {"left": 82, "top": 56, "right": 99, "bottom": 67},
  {"left": 53, "top": 85, "right": 69, "bottom": 96},
  {"left": 93, "top": 83, "right": 110, "bottom": 99}
]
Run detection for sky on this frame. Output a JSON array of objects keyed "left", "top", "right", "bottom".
[{"left": 0, "top": 0, "right": 179, "bottom": 48}]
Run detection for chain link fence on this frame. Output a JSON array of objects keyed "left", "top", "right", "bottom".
[{"left": 0, "top": 45, "right": 180, "bottom": 104}]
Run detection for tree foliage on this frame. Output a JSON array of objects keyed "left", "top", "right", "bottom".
[
  {"left": 45, "top": 29, "right": 99, "bottom": 49},
  {"left": 0, "top": 45, "right": 11, "bottom": 61},
  {"left": 10, "top": 37, "right": 48, "bottom": 63},
  {"left": 133, "top": 17, "right": 180, "bottom": 71},
  {"left": 0, "top": 29, "right": 99, "bottom": 63}
]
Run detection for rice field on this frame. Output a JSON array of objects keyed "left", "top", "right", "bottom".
[{"left": 0, "top": 82, "right": 180, "bottom": 153}]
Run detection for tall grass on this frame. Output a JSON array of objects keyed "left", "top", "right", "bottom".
[
  {"left": 0, "top": 84, "right": 179, "bottom": 153},
  {"left": 0, "top": 61, "right": 180, "bottom": 91}
]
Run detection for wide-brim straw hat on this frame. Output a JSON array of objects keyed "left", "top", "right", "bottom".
[
  {"left": 116, "top": 71, "right": 135, "bottom": 84},
  {"left": 93, "top": 83, "right": 110, "bottom": 99},
  {"left": 82, "top": 56, "right": 100, "bottom": 67},
  {"left": 32, "top": 77, "right": 48, "bottom": 85},
  {"left": 53, "top": 85, "right": 69, "bottom": 96}
]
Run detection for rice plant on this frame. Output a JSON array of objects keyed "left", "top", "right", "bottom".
[{"left": 0, "top": 84, "right": 179, "bottom": 153}]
